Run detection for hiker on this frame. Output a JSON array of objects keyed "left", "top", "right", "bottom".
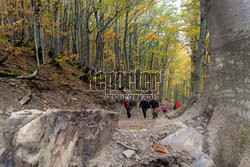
[
  {"left": 124, "top": 97, "right": 132, "bottom": 119},
  {"left": 161, "top": 103, "right": 168, "bottom": 114},
  {"left": 139, "top": 98, "right": 150, "bottom": 118},
  {"left": 149, "top": 98, "right": 159, "bottom": 119},
  {"left": 173, "top": 101, "right": 181, "bottom": 110}
]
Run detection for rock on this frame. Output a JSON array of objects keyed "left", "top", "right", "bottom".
[
  {"left": 2, "top": 109, "right": 118, "bottom": 167},
  {"left": 6, "top": 106, "right": 16, "bottom": 113},
  {"left": 191, "top": 152, "right": 215, "bottom": 167},
  {"left": 3, "top": 109, "right": 44, "bottom": 148},
  {"left": 118, "top": 153, "right": 124, "bottom": 159},
  {"left": 195, "top": 126, "right": 204, "bottom": 131},
  {"left": 19, "top": 92, "right": 31, "bottom": 105},
  {"left": 133, "top": 139, "right": 149, "bottom": 153},
  {"left": 135, "top": 155, "right": 141, "bottom": 161},
  {"left": 103, "top": 161, "right": 112, "bottom": 167},
  {"left": 9, "top": 82, "right": 15, "bottom": 86},
  {"left": 188, "top": 120, "right": 195, "bottom": 124},
  {"left": 172, "top": 152, "right": 180, "bottom": 158},
  {"left": 154, "top": 145, "right": 169, "bottom": 154},
  {"left": 159, "top": 122, "right": 204, "bottom": 158},
  {"left": 122, "top": 150, "right": 136, "bottom": 158},
  {"left": 180, "top": 162, "right": 191, "bottom": 167}
]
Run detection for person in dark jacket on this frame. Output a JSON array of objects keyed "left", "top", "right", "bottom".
[
  {"left": 139, "top": 98, "right": 150, "bottom": 118},
  {"left": 173, "top": 101, "right": 181, "bottom": 110},
  {"left": 149, "top": 98, "right": 159, "bottom": 119},
  {"left": 124, "top": 97, "right": 132, "bottom": 119}
]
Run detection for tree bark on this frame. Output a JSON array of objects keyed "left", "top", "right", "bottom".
[
  {"left": 115, "top": 15, "right": 121, "bottom": 71},
  {"left": 194, "top": 0, "right": 207, "bottom": 94},
  {"left": 203, "top": 0, "right": 250, "bottom": 164},
  {"left": 124, "top": 2, "right": 130, "bottom": 71},
  {"left": 32, "top": 0, "right": 40, "bottom": 68}
]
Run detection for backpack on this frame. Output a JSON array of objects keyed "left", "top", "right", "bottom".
[
  {"left": 125, "top": 102, "right": 130, "bottom": 110},
  {"left": 162, "top": 105, "right": 168, "bottom": 112},
  {"left": 163, "top": 105, "right": 166, "bottom": 111}
]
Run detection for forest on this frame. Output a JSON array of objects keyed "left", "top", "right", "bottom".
[
  {"left": 0, "top": 0, "right": 250, "bottom": 167},
  {"left": 0, "top": 0, "right": 209, "bottom": 102}
]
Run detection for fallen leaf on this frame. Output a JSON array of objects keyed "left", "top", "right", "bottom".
[{"left": 154, "top": 145, "right": 169, "bottom": 154}]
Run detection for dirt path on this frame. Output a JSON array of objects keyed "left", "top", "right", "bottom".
[{"left": 117, "top": 101, "right": 207, "bottom": 132}]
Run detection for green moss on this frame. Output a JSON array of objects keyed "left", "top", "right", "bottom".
[
  {"left": 70, "top": 77, "right": 76, "bottom": 82},
  {"left": 0, "top": 81, "right": 5, "bottom": 85},
  {"left": 67, "top": 98, "right": 72, "bottom": 105},
  {"left": 0, "top": 71, "right": 19, "bottom": 77}
]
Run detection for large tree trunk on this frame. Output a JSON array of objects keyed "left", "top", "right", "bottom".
[
  {"left": 204, "top": 0, "right": 250, "bottom": 121},
  {"left": 204, "top": 0, "right": 250, "bottom": 165},
  {"left": 82, "top": 0, "right": 91, "bottom": 68}
]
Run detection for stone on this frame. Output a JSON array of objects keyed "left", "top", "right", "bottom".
[
  {"left": 191, "top": 152, "right": 215, "bottom": 167},
  {"left": 188, "top": 120, "right": 195, "bottom": 124},
  {"left": 9, "top": 82, "right": 15, "bottom": 86},
  {"left": 6, "top": 106, "right": 16, "bottom": 113},
  {"left": 20, "top": 92, "right": 31, "bottom": 106},
  {"left": 204, "top": 119, "right": 209, "bottom": 123},
  {"left": 2, "top": 109, "right": 118, "bottom": 167},
  {"left": 159, "top": 122, "right": 204, "bottom": 158},
  {"left": 122, "top": 150, "right": 136, "bottom": 158},
  {"left": 104, "top": 161, "right": 112, "bottom": 167},
  {"left": 133, "top": 139, "right": 149, "bottom": 153},
  {"left": 180, "top": 162, "right": 191, "bottom": 167},
  {"left": 118, "top": 153, "right": 124, "bottom": 159},
  {"left": 135, "top": 155, "right": 141, "bottom": 161},
  {"left": 3, "top": 109, "right": 44, "bottom": 149},
  {"left": 195, "top": 126, "right": 204, "bottom": 131},
  {"left": 172, "top": 152, "right": 180, "bottom": 158}
]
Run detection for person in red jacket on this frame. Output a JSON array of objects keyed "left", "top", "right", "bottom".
[
  {"left": 161, "top": 103, "right": 168, "bottom": 114},
  {"left": 124, "top": 97, "right": 132, "bottom": 119},
  {"left": 173, "top": 101, "right": 181, "bottom": 110}
]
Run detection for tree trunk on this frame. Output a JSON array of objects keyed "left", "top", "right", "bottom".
[
  {"left": 2, "top": 0, "right": 12, "bottom": 27},
  {"left": 167, "top": 73, "right": 172, "bottom": 101},
  {"left": 115, "top": 16, "right": 121, "bottom": 71},
  {"left": 124, "top": 5, "right": 130, "bottom": 71},
  {"left": 159, "top": 52, "right": 169, "bottom": 102},
  {"left": 82, "top": 0, "right": 91, "bottom": 68},
  {"left": 32, "top": 0, "right": 40, "bottom": 68},
  {"left": 79, "top": 1, "right": 84, "bottom": 67},
  {"left": 75, "top": 0, "right": 80, "bottom": 55},
  {"left": 39, "top": 25, "right": 45, "bottom": 65},
  {"left": 194, "top": 0, "right": 207, "bottom": 94},
  {"left": 204, "top": 0, "right": 250, "bottom": 164},
  {"left": 204, "top": 0, "right": 250, "bottom": 119}
]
